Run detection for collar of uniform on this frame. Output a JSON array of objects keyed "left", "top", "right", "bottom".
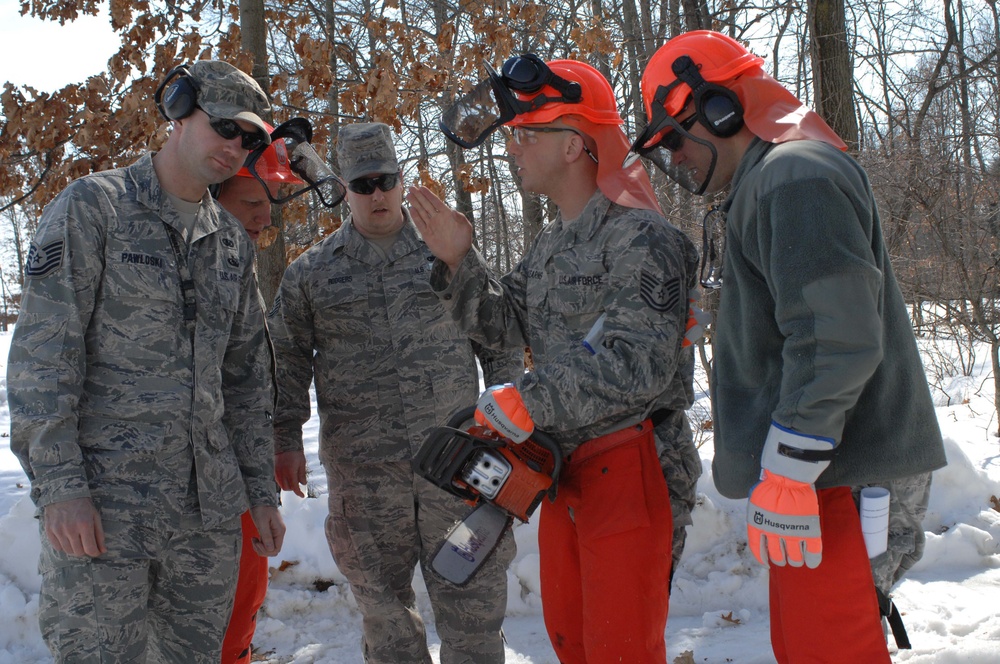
[
  {"left": 552, "top": 189, "right": 610, "bottom": 245},
  {"left": 129, "top": 152, "right": 230, "bottom": 244},
  {"left": 337, "top": 211, "right": 423, "bottom": 266},
  {"left": 129, "top": 152, "right": 163, "bottom": 211},
  {"left": 722, "top": 136, "right": 774, "bottom": 213}
]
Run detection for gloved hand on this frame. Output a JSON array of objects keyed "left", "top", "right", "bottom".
[
  {"left": 475, "top": 384, "right": 534, "bottom": 443},
  {"left": 747, "top": 423, "right": 835, "bottom": 569}
]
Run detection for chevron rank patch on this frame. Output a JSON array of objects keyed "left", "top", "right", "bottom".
[
  {"left": 25, "top": 240, "right": 65, "bottom": 278},
  {"left": 639, "top": 270, "right": 681, "bottom": 313},
  {"left": 268, "top": 293, "right": 282, "bottom": 319}
]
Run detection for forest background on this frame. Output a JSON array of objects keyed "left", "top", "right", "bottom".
[{"left": 0, "top": 0, "right": 998, "bottom": 430}]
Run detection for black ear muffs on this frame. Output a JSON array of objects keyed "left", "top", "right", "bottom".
[
  {"left": 671, "top": 55, "right": 744, "bottom": 138},
  {"left": 501, "top": 53, "right": 582, "bottom": 102},
  {"left": 154, "top": 65, "right": 201, "bottom": 121}
]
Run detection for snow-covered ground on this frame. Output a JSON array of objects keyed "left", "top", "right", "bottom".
[{"left": 0, "top": 329, "right": 997, "bottom": 663}]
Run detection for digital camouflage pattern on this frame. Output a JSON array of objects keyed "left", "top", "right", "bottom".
[
  {"left": 38, "top": 514, "right": 241, "bottom": 663},
  {"left": 184, "top": 60, "right": 271, "bottom": 140},
  {"left": 336, "top": 122, "right": 399, "bottom": 182},
  {"left": 429, "top": 189, "right": 703, "bottom": 559},
  {"left": 655, "top": 408, "right": 702, "bottom": 573},
  {"left": 7, "top": 152, "right": 276, "bottom": 661},
  {"left": 432, "top": 191, "right": 699, "bottom": 445},
  {"left": 9, "top": 153, "right": 277, "bottom": 522},
  {"left": 269, "top": 212, "right": 518, "bottom": 663},
  {"left": 855, "top": 472, "right": 933, "bottom": 595},
  {"left": 325, "top": 461, "right": 513, "bottom": 664},
  {"left": 270, "top": 213, "right": 520, "bottom": 464}
]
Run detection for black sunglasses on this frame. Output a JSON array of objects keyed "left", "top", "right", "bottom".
[
  {"left": 348, "top": 172, "right": 400, "bottom": 195},
  {"left": 660, "top": 114, "right": 699, "bottom": 151},
  {"left": 206, "top": 113, "right": 268, "bottom": 151}
]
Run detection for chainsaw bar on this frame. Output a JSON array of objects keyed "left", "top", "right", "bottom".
[{"left": 430, "top": 502, "right": 512, "bottom": 585}]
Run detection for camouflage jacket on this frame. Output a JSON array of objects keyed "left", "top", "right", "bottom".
[
  {"left": 431, "top": 191, "right": 700, "bottom": 455},
  {"left": 7, "top": 153, "right": 277, "bottom": 528},
  {"left": 269, "top": 213, "right": 521, "bottom": 466}
]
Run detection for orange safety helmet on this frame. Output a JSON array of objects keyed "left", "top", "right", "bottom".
[
  {"left": 641, "top": 31, "right": 763, "bottom": 122},
  {"left": 506, "top": 59, "right": 660, "bottom": 213},
  {"left": 507, "top": 60, "right": 624, "bottom": 127},
  {"left": 438, "top": 55, "right": 660, "bottom": 211},
  {"left": 236, "top": 121, "right": 303, "bottom": 184},
  {"left": 242, "top": 118, "right": 347, "bottom": 207},
  {"left": 638, "top": 30, "right": 846, "bottom": 150}
]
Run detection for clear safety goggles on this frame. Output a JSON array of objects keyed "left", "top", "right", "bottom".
[
  {"left": 246, "top": 118, "right": 347, "bottom": 208},
  {"left": 440, "top": 53, "right": 582, "bottom": 149}
]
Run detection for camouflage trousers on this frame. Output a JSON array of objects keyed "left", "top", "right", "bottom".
[
  {"left": 853, "top": 471, "right": 934, "bottom": 594},
  {"left": 324, "top": 461, "right": 514, "bottom": 664},
  {"left": 38, "top": 506, "right": 241, "bottom": 664},
  {"left": 654, "top": 410, "right": 703, "bottom": 579}
]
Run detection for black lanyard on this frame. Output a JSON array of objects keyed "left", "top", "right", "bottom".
[{"left": 166, "top": 227, "right": 197, "bottom": 325}]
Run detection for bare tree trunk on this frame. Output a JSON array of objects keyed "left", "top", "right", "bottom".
[
  {"left": 809, "top": 0, "right": 860, "bottom": 149},
  {"left": 522, "top": 191, "right": 544, "bottom": 250},
  {"left": 992, "top": 340, "right": 1000, "bottom": 437},
  {"left": 240, "top": 0, "right": 285, "bottom": 308}
]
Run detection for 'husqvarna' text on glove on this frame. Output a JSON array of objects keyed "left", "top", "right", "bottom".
[{"left": 475, "top": 384, "right": 534, "bottom": 443}]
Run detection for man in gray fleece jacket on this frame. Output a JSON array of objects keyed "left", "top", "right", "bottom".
[{"left": 631, "top": 29, "right": 946, "bottom": 664}]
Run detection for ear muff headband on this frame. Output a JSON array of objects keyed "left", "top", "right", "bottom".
[
  {"left": 155, "top": 64, "right": 201, "bottom": 121},
  {"left": 671, "top": 55, "right": 744, "bottom": 138}
]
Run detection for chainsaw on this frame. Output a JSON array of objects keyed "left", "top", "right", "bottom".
[{"left": 413, "top": 405, "right": 562, "bottom": 585}]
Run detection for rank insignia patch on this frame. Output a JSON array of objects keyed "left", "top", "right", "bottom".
[
  {"left": 25, "top": 240, "right": 64, "bottom": 278},
  {"left": 639, "top": 271, "right": 681, "bottom": 313},
  {"left": 268, "top": 293, "right": 282, "bottom": 319}
]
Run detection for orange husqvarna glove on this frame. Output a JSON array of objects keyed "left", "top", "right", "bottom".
[
  {"left": 747, "top": 423, "right": 835, "bottom": 569},
  {"left": 475, "top": 383, "right": 534, "bottom": 443}
]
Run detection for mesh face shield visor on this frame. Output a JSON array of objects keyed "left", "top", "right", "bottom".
[
  {"left": 246, "top": 118, "right": 347, "bottom": 208},
  {"left": 625, "top": 82, "right": 718, "bottom": 196},
  {"left": 439, "top": 54, "right": 582, "bottom": 149}
]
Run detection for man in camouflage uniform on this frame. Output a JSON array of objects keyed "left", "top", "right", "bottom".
[
  {"left": 7, "top": 60, "right": 285, "bottom": 663},
  {"left": 409, "top": 58, "right": 701, "bottom": 663},
  {"left": 269, "top": 122, "right": 520, "bottom": 664}
]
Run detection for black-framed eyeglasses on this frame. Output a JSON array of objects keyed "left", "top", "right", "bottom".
[
  {"left": 348, "top": 172, "right": 400, "bottom": 195},
  {"left": 205, "top": 113, "right": 268, "bottom": 151},
  {"left": 700, "top": 205, "right": 725, "bottom": 289}
]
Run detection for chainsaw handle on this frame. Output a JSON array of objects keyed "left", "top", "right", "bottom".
[
  {"left": 449, "top": 406, "right": 564, "bottom": 483},
  {"left": 446, "top": 406, "right": 479, "bottom": 429}
]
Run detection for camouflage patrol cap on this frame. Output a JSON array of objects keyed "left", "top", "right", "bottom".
[
  {"left": 337, "top": 123, "right": 399, "bottom": 182},
  {"left": 188, "top": 60, "right": 271, "bottom": 144}
]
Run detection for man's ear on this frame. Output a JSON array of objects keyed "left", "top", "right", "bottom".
[{"left": 563, "top": 132, "right": 586, "bottom": 163}]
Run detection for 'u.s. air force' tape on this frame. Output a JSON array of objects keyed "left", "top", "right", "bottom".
[{"left": 25, "top": 240, "right": 64, "bottom": 278}]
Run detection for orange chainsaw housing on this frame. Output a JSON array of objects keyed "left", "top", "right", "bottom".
[
  {"left": 453, "top": 425, "right": 556, "bottom": 522},
  {"left": 414, "top": 406, "right": 563, "bottom": 525}
]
